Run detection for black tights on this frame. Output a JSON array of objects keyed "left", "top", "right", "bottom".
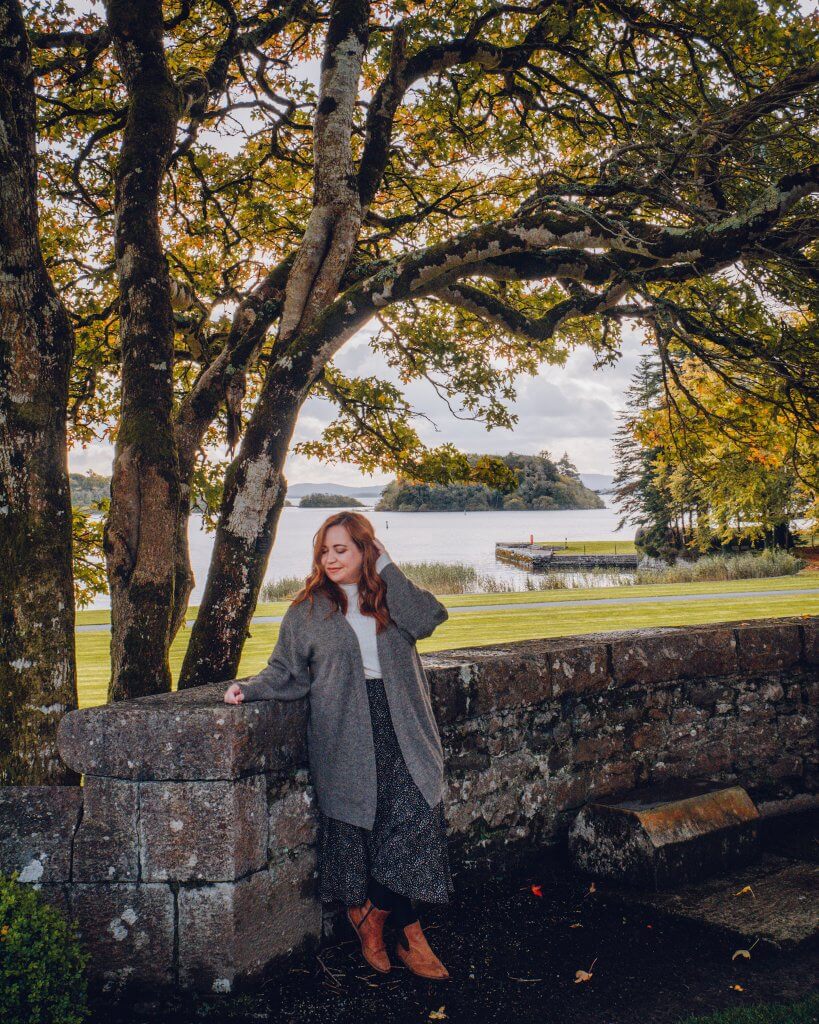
[{"left": 366, "top": 876, "right": 419, "bottom": 931}]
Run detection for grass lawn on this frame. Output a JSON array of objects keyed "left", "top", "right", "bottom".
[
  {"left": 76, "top": 574, "right": 819, "bottom": 708},
  {"left": 533, "top": 539, "right": 637, "bottom": 553},
  {"left": 74, "top": 570, "right": 819, "bottom": 627},
  {"left": 678, "top": 992, "right": 819, "bottom": 1023}
]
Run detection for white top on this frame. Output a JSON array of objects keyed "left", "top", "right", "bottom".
[{"left": 338, "top": 551, "right": 392, "bottom": 679}]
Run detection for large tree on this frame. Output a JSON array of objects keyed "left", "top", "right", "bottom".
[
  {"left": 10, "top": 0, "right": 819, "bottom": 708},
  {"left": 0, "top": 0, "right": 78, "bottom": 783}
]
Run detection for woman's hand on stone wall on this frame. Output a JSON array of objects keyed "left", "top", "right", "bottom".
[{"left": 223, "top": 682, "right": 245, "bottom": 704}]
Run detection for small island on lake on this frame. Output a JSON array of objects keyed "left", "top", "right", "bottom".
[
  {"left": 299, "top": 492, "right": 366, "bottom": 508},
  {"left": 376, "top": 451, "right": 604, "bottom": 512}
]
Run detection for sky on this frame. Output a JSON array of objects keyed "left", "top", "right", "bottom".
[{"left": 68, "top": 319, "right": 649, "bottom": 486}]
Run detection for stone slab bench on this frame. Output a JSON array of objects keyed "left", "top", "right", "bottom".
[{"left": 567, "top": 779, "right": 761, "bottom": 889}]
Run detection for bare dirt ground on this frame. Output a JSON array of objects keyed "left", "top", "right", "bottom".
[{"left": 95, "top": 810, "right": 819, "bottom": 1024}]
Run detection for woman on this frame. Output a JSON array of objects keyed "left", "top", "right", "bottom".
[{"left": 223, "top": 511, "right": 454, "bottom": 981}]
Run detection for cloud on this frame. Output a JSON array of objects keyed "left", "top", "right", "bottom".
[{"left": 69, "top": 321, "right": 649, "bottom": 484}]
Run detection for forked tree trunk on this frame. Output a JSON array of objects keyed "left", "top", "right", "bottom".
[
  {"left": 177, "top": 381, "right": 303, "bottom": 687},
  {"left": 178, "top": 0, "right": 369, "bottom": 687},
  {"left": 102, "top": 0, "right": 181, "bottom": 701},
  {"left": 0, "top": 0, "right": 79, "bottom": 783}
]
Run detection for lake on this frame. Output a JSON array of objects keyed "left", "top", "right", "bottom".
[{"left": 87, "top": 505, "right": 636, "bottom": 609}]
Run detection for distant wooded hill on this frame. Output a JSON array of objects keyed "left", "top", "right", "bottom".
[
  {"left": 376, "top": 452, "right": 606, "bottom": 512},
  {"left": 299, "top": 493, "right": 365, "bottom": 508},
  {"left": 69, "top": 472, "right": 110, "bottom": 509},
  {"left": 70, "top": 461, "right": 610, "bottom": 512}
]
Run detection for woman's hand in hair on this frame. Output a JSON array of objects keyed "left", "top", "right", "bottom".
[
  {"left": 372, "top": 536, "right": 387, "bottom": 557},
  {"left": 223, "top": 682, "right": 245, "bottom": 704}
]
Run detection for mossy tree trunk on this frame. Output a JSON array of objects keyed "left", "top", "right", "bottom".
[
  {"left": 177, "top": 378, "right": 303, "bottom": 687},
  {"left": 176, "top": 0, "right": 370, "bottom": 689},
  {"left": 179, "top": 0, "right": 370, "bottom": 688},
  {"left": 0, "top": 0, "right": 79, "bottom": 783},
  {"left": 102, "top": 0, "right": 182, "bottom": 701}
]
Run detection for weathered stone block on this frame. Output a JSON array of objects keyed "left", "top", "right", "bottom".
[
  {"left": 670, "top": 706, "right": 709, "bottom": 736},
  {"left": 57, "top": 683, "right": 308, "bottom": 781},
  {"left": 736, "top": 622, "right": 801, "bottom": 673},
  {"left": 479, "top": 787, "right": 523, "bottom": 828},
  {"left": 767, "top": 755, "right": 803, "bottom": 781},
  {"left": 573, "top": 734, "right": 622, "bottom": 764},
  {"left": 268, "top": 778, "right": 318, "bottom": 855},
  {"left": 777, "top": 713, "right": 816, "bottom": 750},
  {"left": 588, "top": 759, "right": 638, "bottom": 800},
  {"left": 801, "top": 620, "right": 818, "bottom": 666},
  {"left": 178, "top": 854, "right": 320, "bottom": 993},
  {"left": 579, "top": 701, "right": 644, "bottom": 731},
  {"left": 425, "top": 660, "right": 473, "bottom": 724},
  {"left": 546, "top": 739, "right": 574, "bottom": 772},
  {"left": 631, "top": 720, "right": 669, "bottom": 751},
  {"left": 569, "top": 781, "right": 760, "bottom": 890},
  {"left": 73, "top": 777, "right": 139, "bottom": 882},
  {"left": 71, "top": 882, "right": 174, "bottom": 993},
  {"left": 471, "top": 652, "right": 551, "bottom": 713},
  {"left": 140, "top": 776, "right": 267, "bottom": 882},
  {"left": 486, "top": 713, "right": 527, "bottom": 756},
  {"left": 685, "top": 740, "right": 733, "bottom": 777},
  {"left": 610, "top": 627, "right": 737, "bottom": 687},
  {"left": 548, "top": 642, "right": 610, "bottom": 696},
  {"left": 550, "top": 770, "right": 592, "bottom": 812},
  {"left": 687, "top": 680, "right": 735, "bottom": 707},
  {"left": 0, "top": 786, "right": 82, "bottom": 883},
  {"left": 448, "top": 748, "right": 491, "bottom": 773}
]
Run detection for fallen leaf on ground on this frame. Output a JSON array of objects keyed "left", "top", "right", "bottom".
[
  {"left": 732, "top": 938, "right": 760, "bottom": 960},
  {"left": 429, "top": 1007, "right": 447, "bottom": 1019},
  {"left": 732, "top": 885, "right": 755, "bottom": 898},
  {"left": 575, "top": 956, "right": 598, "bottom": 983},
  {"left": 531, "top": 884, "right": 543, "bottom": 897},
  {"left": 731, "top": 984, "right": 744, "bottom": 991},
  {"left": 569, "top": 923, "right": 583, "bottom": 928}
]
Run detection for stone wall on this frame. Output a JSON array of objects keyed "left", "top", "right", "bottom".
[{"left": 1, "top": 616, "right": 816, "bottom": 997}]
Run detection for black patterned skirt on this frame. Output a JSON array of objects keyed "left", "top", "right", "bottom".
[{"left": 316, "top": 675, "right": 455, "bottom": 906}]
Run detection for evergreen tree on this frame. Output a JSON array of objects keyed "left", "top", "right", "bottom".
[
  {"left": 557, "top": 451, "right": 581, "bottom": 480},
  {"left": 611, "top": 355, "right": 680, "bottom": 557}
]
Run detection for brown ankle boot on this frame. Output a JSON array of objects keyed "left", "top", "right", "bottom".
[
  {"left": 396, "top": 919, "right": 450, "bottom": 980},
  {"left": 347, "top": 898, "right": 392, "bottom": 973}
]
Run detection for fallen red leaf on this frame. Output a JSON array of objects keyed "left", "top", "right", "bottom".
[{"left": 531, "top": 884, "right": 543, "bottom": 898}]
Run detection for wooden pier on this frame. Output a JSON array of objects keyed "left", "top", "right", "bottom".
[{"left": 495, "top": 541, "right": 639, "bottom": 571}]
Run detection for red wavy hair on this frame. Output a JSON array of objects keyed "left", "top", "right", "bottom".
[{"left": 291, "top": 511, "right": 392, "bottom": 632}]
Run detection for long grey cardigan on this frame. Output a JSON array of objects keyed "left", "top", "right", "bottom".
[{"left": 236, "top": 556, "right": 449, "bottom": 830}]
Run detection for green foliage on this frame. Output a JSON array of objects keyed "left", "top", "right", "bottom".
[
  {"left": 0, "top": 873, "right": 90, "bottom": 1024},
  {"left": 31, "top": 0, "right": 817, "bottom": 490},
  {"left": 71, "top": 499, "right": 108, "bottom": 609},
  {"left": 376, "top": 452, "right": 603, "bottom": 512},
  {"left": 635, "top": 548, "right": 804, "bottom": 584},
  {"left": 612, "top": 353, "right": 679, "bottom": 557},
  {"left": 68, "top": 471, "right": 110, "bottom": 509},
  {"left": 298, "top": 492, "right": 365, "bottom": 507},
  {"left": 616, "top": 342, "right": 818, "bottom": 558},
  {"left": 259, "top": 560, "right": 629, "bottom": 598},
  {"left": 677, "top": 992, "right": 819, "bottom": 1024}
]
